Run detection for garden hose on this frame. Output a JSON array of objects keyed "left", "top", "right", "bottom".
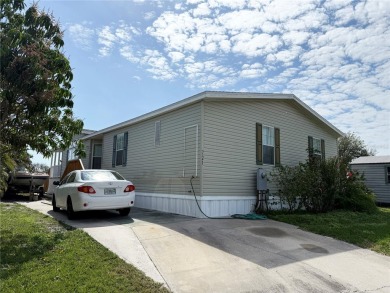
[{"left": 190, "top": 176, "right": 267, "bottom": 220}]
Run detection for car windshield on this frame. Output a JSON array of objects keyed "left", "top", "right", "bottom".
[{"left": 80, "top": 171, "right": 125, "bottom": 181}]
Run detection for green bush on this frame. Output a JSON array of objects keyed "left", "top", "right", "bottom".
[
  {"left": 270, "top": 165, "right": 303, "bottom": 212},
  {"left": 336, "top": 175, "right": 378, "bottom": 213},
  {"left": 270, "top": 156, "right": 377, "bottom": 213}
]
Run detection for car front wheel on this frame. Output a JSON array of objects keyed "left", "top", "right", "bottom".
[{"left": 119, "top": 208, "right": 131, "bottom": 216}]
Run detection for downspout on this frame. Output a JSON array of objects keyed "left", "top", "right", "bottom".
[{"left": 200, "top": 100, "right": 205, "bottom": 197}]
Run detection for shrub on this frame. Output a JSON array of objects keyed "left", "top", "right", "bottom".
[
  {"left": 336, "top": 173, "right": 378, "bottom": 213},
  {"left": 270, "top": 165, "right": 303, "bottom": 212},
  {"left": 270, "top": 156, "right": 377, "bottom": 213}
]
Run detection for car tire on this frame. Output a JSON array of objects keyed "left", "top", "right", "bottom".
[
  {"left": 67, "top": 197, "right": 76, "bottom": 220},
  {"left": 119, "top": 207, "right": 131, "bottom": 216},
  {"left": 52, "top": 195, "right": 60, "bottom": 212}
]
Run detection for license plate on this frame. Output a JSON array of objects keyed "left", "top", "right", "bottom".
[{"left": 104, "top": 188, "right": 116, "bottom": 195}]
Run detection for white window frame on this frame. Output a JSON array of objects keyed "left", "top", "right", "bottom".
[
  {"left": 115, "top": 133, "right": 125, "bottom": 166},
  {"left": 262, "top": 125, "right": 275, "bottom": 165},
  {"left": 312, "top": 137, "right": 322, "bottom": 156},
  {"left": 92, "top": 143, "right": 102, "bottom": 169}
]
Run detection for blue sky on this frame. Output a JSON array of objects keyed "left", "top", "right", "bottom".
[{"left": 30, "top": 0, "right": 389, "bottom": 164}]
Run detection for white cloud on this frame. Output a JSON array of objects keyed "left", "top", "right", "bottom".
[
  {"left": 95, "top": 22, "right": 140, "bottom": 57},
  {"left": 168, "top": 51, "right": 185, "bottom": 62},
  {"left": 144, "top": 11, "right": 156, "bottom": 20},
  {"left": 98, "top": 26, "right": 117, "bottom": 56},
  {"left": 240, "top": 63, "right": 267, "bottom": 78},
  {"left": 68, "top": 23, "right": 95, "bottom": 50},
  {"left": 263, "top": 0, "right": 317, "bottom": 22},
  {"left": 192, "top": 2, "right": 211, "bottom": 17},
  {"left": 231, "top": 33, "right": 282, "bottom": 57}
]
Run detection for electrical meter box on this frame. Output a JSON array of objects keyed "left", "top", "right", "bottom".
[{"left": 257, "top": 168, "right": 267, "bottom": 191}]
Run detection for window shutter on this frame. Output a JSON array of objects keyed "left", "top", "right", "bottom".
[
  {"left": 308, "top": 136, "right": 313, "bottom": 157},
  {"left": 275, "top": 128, "right": 281, "bottom": 166},
  {"left": 123, "top": 132, "right": 128, "bottom": 166},
  {"left": 256, "top": 123, "right": 263, "bottom": 165},
  {"left": 112, "top": 135, "right": 117, "bottom": 167},
  {"left": 321, "top": 139, "right": 325, "bottom": 160}
]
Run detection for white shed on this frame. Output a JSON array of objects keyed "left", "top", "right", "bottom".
[{"left": 350, "top": 156, "right": 390, "bottom": 204}]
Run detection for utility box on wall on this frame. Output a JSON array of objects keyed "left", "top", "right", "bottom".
[{"left": 257, "top": 168, "right": 267, "bottom": 191}]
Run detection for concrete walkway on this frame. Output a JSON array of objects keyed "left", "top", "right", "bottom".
[{"left": 19, "top": 200, "right": 390, "bottom": 293}]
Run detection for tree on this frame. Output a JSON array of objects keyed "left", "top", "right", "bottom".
[
  {"left": 338, "top": 132, "right": 376, "bottom": 164},
  {"left": 0, "top": 0, "right": 83, "bottom": 190}
]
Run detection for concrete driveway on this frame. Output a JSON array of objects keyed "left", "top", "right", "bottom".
[{"left": 19, "top": 199, "right": 390, "bottom": 293}]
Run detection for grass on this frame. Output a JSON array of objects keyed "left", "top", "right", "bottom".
[
  {"left": 0, "top": 203, "right": 169, "bottom": 293},
  {"left": 268, "top": 208, "right": 390, "bottom": 256}
]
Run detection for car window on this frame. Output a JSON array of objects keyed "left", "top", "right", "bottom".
[
  {"left": 67, "top": 172, "right": 77, "bottom": 183},
  {"left": 111, "top": 171, "right": 125, "bottom": 180},
  {"left": 60, "top": 174, "right": 70, "bottom": 185},
  {"left": 81, "top": 171, "right": 125, "bottom": 181}
]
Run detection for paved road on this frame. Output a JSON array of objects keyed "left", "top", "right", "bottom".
[{"left": 19, "top": 199, "right": 390, "bottom": 293}]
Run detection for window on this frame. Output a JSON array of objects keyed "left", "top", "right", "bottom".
[
  {"left": 386, "top": 166, "right": 390, "bottom": 184},
  {"left": 92, "top": 144, "right": 102, "bottom": 169},
  {"left": 81, "top": 170, "right": 125, "bottom": 181},
  {"left": 67, "top": 141, "right": 78, "bottom": 161},
  {"left": 256, "top": 123, "right": 280, "bottom": 165},
  {"left": 116, "top": 133, "right": 124, "bottom": 166},
  {"left": 67, "top": 172, "right": 76, "bottom": 183},
  {"left": 308, "top": 136, "right": 325, "bottom": 160},
  {"left": 263, "top": 126, "right": 275, "bottom": 165},
  {"left": 313, "top": 138, "right": 322, "bottom": 156},
  {"left": 112, "top": 132, "right": 128, "bottom": 167},
  {"left": 155, "top": 121, "right": 161, "bottom": 146},
  {"left": 59, "top": 173, "right": 70, "bottom": 185}
]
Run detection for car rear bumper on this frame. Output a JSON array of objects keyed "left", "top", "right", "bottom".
[{"left": 72, "top": 192, "right": 135, "bottom": 211}]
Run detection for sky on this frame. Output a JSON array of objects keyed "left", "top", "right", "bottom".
[{"left": 30, "top": 0, "right": 390, "bottom": 164}]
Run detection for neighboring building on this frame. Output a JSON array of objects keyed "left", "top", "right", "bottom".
[
  {"left": 47, "top": 129, "right": 95, "bottom": 195},
  {"left": 350, "top": 156, "right": 390, "bottom": 204},
  {"left": 67, "top": 91, "right": 343, "bottom": 217}
]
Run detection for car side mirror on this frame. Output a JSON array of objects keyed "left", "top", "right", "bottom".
[{"left": 53, "top": 181, "right": 60, "bottom": 186}]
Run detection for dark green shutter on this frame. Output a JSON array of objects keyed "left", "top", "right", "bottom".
[
  {"left": 123, "top": 132, "right": 128, "bottom": 166},
  {"left": 275, "top": 128, "right": 281, "bottom": 166},
  {"left": 256, "top": 123, "right": 262, "bottom": 165},
  {"left": 112, "top": 135, "right": 117, "bottom": 167},
  {"left": 308, "top": 136, "right": 313, "bottom": 158},
  {"left": 321, "top": 139, "right": 325, "bottom": 160}
]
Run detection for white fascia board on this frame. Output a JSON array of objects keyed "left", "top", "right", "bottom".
[{"left": 81, "top": 91, "right": 344, "bottom": 140}]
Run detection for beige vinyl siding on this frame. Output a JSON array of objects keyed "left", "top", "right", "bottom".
[
  {"left": 202, "top": 100, "right": 339, "bottom": 196},
  {"left": 101, "top": 103, "right": 202, "bottom": 195},
  {"left": 350, "top": 163, "right": 390, "bottom": 203}
]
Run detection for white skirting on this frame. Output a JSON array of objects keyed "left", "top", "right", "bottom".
[{"left": 134, "top": 192, "right": 257, "bottom": 218}]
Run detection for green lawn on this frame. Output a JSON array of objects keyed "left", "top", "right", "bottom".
[
  {"left": 268, "top": 208, "right": 390, "bottom": 256},
  {"left": 0, "top": 203, "right": 169, "bottom": 293}
]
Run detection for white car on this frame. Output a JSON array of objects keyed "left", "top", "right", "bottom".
[{"left": 52, "top": 169, "right": 135, "bottom": 219}]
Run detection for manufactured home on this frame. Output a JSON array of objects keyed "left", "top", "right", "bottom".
[
  {"left": 350, "top": 156, "right": 390, "bottom": 204},
  {"left": 60, "top": 91, "right": 343, "bottom": 217}
]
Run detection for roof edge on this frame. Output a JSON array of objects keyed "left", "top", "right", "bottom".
[{"left": 82, "top": 91, "right": 344, "bottom": 140}]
